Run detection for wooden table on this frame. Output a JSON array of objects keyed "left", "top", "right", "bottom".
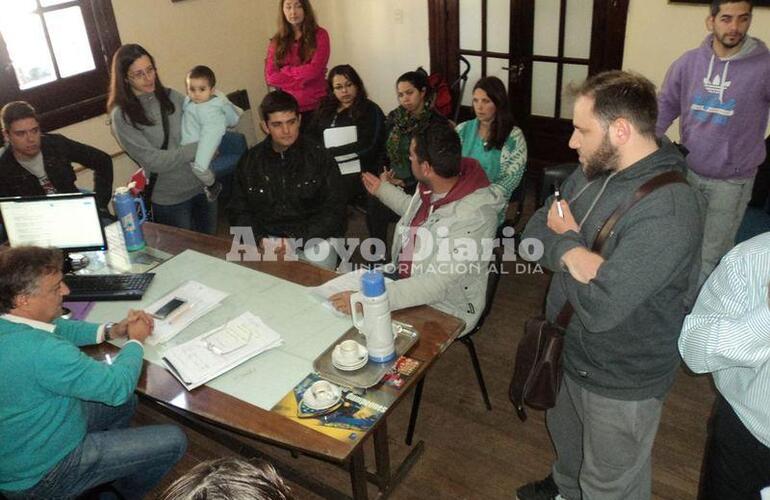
[{"left": 88, "top": 223, "right": 464, "bottom": 499}]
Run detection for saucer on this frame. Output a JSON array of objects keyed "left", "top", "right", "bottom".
[
  {"left": 332, "top": 356, "right": 367, "bottom": 371},
  {"left": 301, "top": 381, "right": 342, "bottom": 410},
  {"left": 332, "top": 342, "right": 368, "bottom": 369}
]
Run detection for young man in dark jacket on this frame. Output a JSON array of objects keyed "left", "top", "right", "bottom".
[
  {"left": 0, "top": 101, "right": 114, "bottom": 220},
  {"left": 228, "top": 91, "right": 345, "bottom": 269},
  {"left": 518, "top": 71, "right": 705, "bottom": 500}
]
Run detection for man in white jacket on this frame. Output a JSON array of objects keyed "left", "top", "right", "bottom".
[{"left": 330, "top": 122, "right": 502, "bottom": 335}]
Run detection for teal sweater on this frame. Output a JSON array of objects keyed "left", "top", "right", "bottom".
[{"left": 0, "top": 317, "right": 144, "bottom": 491}]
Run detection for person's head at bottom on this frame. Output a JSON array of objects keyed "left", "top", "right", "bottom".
[{"left": 159, "top": 457, "right": 292, "bottom": 500}]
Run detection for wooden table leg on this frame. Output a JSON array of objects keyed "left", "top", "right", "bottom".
[
  {"left": 349, "top": 447, "right": 368, "bottom": 500},
  {"left": 373, "top": 421, "right": 391, "bottom": 489}
]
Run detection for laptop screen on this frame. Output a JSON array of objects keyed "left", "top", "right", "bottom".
[{"left": 0, "top": 193, "right": 107, "bottom": 252}]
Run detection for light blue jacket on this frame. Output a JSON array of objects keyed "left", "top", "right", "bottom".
[{"left": 181, "top": 93, "right": 241, "bottom": 171}]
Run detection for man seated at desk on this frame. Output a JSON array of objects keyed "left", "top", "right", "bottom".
[
  {"left": 330, "top": 121, "right": 502, "bottom": 335},
  {"left": 228, "top": 90, "right": 345, "bottom": 270},
  {"left": 0, "top": 101, "right": 114, "bottom": 221},
  {"left": 0, "top": 247, "right": 187, "bottom": 499}
]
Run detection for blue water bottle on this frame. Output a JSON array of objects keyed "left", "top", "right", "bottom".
[{"left": 113, "top": 186, "right": 147, "bottom": 251}]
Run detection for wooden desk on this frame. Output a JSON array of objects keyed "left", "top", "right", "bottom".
[{"left": 88, "top": 223, "right": 464, "bottom": 499}]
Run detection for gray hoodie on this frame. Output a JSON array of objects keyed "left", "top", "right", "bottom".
[{"left": 523, "top": 142, "right": 705, "bottom": 400}]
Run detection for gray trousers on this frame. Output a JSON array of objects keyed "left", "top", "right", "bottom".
[
  {"left": 547, "top": 375, "right": 663, "bottom": 500},
  {"left": 686, "top": 170, "right": 755, "bottom": 286}
]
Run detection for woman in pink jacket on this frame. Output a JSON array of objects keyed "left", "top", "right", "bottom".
[{"left": 265, "top": 0, "right": 329, "bottom": 126}]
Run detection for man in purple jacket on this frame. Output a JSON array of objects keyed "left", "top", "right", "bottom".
[{"left": 657, "top": 0, "right": 770, "bottom": 285}]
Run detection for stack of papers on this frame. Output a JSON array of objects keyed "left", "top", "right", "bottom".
[
  {"left": 146, "top": 280, "right": 229, "bottom": 345},
  {"left": 161, "top": 312, "right": 283, "bottom": 390}
]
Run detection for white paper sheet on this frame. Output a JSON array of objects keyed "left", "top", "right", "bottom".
[
  {"left": 323, "top": 125, "right": 357, "bottom": 148},
  {"left": 145, "top": 280, "right": 229, "bottom": 345},
  {"left": 161, "top": 312, "right": 283, "bottom": 390},
  {"left": 334, "top": 153, "right": 362, "bottom": 175}
]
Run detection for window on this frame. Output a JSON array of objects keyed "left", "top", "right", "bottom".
[{"left": 0, "top": 0, "right": 121, "bottom": 130}]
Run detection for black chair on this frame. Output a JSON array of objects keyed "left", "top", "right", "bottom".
[
  {"left": 503, "top": 173, "right": 527, "bottom": 231},
  {"left": 405, "top": 244, "right": 504, "bottom": 446},
  {"left": 538, "top": 163, "right": 579, "bottom": 208}
]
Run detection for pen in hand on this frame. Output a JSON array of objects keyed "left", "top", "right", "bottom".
[{"left": 554, "top": 184, "right": 565, "bottom": 219}]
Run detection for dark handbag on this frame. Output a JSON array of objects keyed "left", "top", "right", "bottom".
[{"left": 509, "top": 171, "right": 687, "bottom": 421}]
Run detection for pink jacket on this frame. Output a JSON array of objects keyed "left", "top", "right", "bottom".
[{"left": 264, "top": 27, "right": 330, "bottom": 112}]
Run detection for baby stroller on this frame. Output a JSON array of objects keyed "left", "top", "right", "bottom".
[{"left": 424, "top": 55, "right": 472, "bottom": 123}]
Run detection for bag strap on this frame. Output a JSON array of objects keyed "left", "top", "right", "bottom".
[
  {"left": 592, "top": 170, "right": 686, "bottom": 252},
  {"left": 160, "top": 96, "right": 170, "bottom": 151},
  {"left": 555, "top": 170, "right": 688, "bottom": 329}
]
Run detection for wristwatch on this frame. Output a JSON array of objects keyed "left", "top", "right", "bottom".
[{"left": 104, "top": 322, "right": 116, "bottom": 341}]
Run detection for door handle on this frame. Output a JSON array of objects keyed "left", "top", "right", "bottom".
[{"left": 502, "top": 63, "right": 526, "bottom": 82}]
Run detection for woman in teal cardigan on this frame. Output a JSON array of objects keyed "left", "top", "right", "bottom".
[{"left": 455, "top": 76, "right": 527, "bottom": 225}]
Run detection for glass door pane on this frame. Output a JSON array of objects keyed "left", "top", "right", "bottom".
[
  {"left": 531, "top": 62, "right": 557, "bottom": 117},
  {"left": 462, "top": 55, "right": 483, "bottom": 106},
  {"left": 533, "top": 0, "right": 559, "bottom": 57},
  {"left": 564, "top": 0, "right": 594, "bottom": 59},
  {"left": 487, "top": 0, "right": 510, "bottom": 54},
  {"left": 460, "top": 0, "right": 482, "bottom": 51}
]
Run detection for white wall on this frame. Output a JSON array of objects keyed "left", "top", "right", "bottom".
[{"left": 313, "top": 0, "right": 430, "bottom": 113}]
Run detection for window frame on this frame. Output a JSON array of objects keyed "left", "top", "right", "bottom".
[{"left": 0, "top": 0, "right": 121, "bottom": 131}]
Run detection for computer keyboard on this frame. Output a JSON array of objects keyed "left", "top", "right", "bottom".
[{"left": 64, "top": 273, "right": 155, "bottom": 301}]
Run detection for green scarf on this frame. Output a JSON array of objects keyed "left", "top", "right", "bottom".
[{"left": 385, "top": 104, "right": 432, "bottom": 180}]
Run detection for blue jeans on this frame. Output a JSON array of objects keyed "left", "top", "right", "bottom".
[
  {"left": 210, "top": 131, "right": 247, "bottom": 178},
  {"left": 210, "top": 131, "right": 247, "bottom": 202},
  {"left": 153, "top": 192, "right": 217, "bottom": 235},
  {"left": 2, "top": 396, "right": 187, "bottom": 500}
]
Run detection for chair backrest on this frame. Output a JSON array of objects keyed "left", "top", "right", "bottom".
[
  {"left": 504, "top": 171, "right": 527, "bottom": 230},
  {"left": 467, "top": 245, "right": 504, "bottom": 337},
  {"left": 538, "top": 163, "right": 578, "bottom": 207}
]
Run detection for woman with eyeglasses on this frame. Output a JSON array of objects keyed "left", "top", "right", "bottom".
[
  {"left": 108, "top": 43, "right": 217, "bottom": 234},
  {"left": 265, "top": 0, "right": 329, "bottom": 126},
  {"left": 309, "top": 65, "right": 386, "bottom": 204},
  {"left": 456, "top": 76, "right": 527, "bottom": 225},
  {"left": 366, "top": 69, "right": 449, "bottom": 252}
]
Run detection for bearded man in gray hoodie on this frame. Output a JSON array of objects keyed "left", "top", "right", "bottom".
[{"left": 517, "top": 71, "right": 704, "bottom": 500}]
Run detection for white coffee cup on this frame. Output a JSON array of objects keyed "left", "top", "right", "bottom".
[
  {"left": 338, "top": 339, "right": 363, "bottom": 364},
  {"left": 310, "top": 380, "right": 336, "bottom": 404}
]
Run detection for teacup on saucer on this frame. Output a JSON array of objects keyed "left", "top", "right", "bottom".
[
  {"left": 302, "top": 380, "right": 341, "bottom": 410},
  {"left": 333, "top": 339, "right": 367, "bottom": 366}
]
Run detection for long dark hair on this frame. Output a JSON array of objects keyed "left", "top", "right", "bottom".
[
  {"left": 107, "top": 43, "right": 175, "bottom": 128},
  {"left": 396, "top": 69, "right": 432, "bottom": 106},
  {"left": 316, "top": 65, "right": 368, "bottom": 122},
  {"left": 473, "top": 76, "right": 514, "bottom": 150},
  {"left": 272, "top": 0, "right": 319, "bottom": 67}
]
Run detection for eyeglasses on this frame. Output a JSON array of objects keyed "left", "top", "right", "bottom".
[{"left": 128, "top": 66, "right": 156, "bottom": 81}]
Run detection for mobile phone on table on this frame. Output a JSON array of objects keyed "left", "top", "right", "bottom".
[{"left": 151, "top": 297, "right": 187, "bottom": 320}]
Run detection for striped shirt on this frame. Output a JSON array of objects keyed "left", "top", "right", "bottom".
[{"left": 679, "top": 232, "right": 770, "bottom": 447}]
